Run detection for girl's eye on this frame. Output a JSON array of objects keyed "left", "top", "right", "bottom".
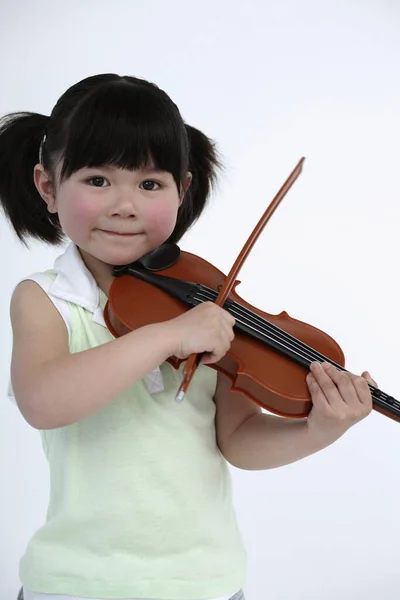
[
  {"left": 86, "top": 177, "right": 161, "bottom": 190},
  {"left": 88, "top": 177, "right": 109, "bottom": 187},
  {"left": 140, "top": 180, "right": 160, "bottom": 191}
]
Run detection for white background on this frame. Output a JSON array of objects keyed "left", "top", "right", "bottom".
[{"left": 1, "top": 1, "right": 400, "bottom": 599}]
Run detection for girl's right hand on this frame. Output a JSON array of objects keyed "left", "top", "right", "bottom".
[{"left": 165, "top": 302, "right": 236, "bottom": 364}]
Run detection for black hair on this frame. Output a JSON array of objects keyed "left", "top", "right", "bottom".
[{"left": 0, "top": 73, "right": 222, "bottom": 246}]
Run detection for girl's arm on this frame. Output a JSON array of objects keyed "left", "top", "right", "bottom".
[
  {"left": 215, "top": 364, "right": 375, "bottom": 470},
  {"left": 10, "top": 280, "right": 175, "bottom": 429},
  {"left": 10, "top": 279, "right": 234, "bottom": 430}
]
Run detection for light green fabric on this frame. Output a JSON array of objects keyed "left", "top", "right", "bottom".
[{"left": 20, "top": 270, "right": 247, "bottom": 599}]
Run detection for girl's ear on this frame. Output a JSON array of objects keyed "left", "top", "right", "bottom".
[
  {"left": 180, "top": 171, "right": 192, "bottom": 205},
  {"left": 33, "top": 164, "right": 57, "bottom": 213}
]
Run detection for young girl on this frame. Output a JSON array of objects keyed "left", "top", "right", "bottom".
[{"left": 0, "top": 73, "right": 375, "bottom": 600}]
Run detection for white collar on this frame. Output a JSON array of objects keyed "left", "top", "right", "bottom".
[
  {"left": 52, "top": 242, "right": 100, "bottom": 312},
  {"left": 49, "top": 242, "right": 107, "bottom": 328}
]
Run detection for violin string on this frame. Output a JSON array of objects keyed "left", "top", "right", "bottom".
[
  {"left": 196, "top": 286, "right": 400, "bottom": 416},
  {"left": 191, "top": 286, "right": 387, "bottom": 401},
  {"left": 192, "top": 288, "right": 341, "bottom": 368},
  {"left": 188, "top": 287, "right": 399, "bottom": 414}
]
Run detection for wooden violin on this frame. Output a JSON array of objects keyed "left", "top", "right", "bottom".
[{"left": 104, "top": 158, "right": 400, "bottom": 422}]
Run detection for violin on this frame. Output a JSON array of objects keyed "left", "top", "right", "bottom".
[{"left": 104, "top": 158, "right": 400, "bottom": 423}]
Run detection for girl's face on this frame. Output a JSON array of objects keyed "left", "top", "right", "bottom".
[{"left": 35, "top": 164, "right": 191, "bottom": 275}]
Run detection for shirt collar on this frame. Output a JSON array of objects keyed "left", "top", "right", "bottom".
[{"left": 49, "top": 242, "right": 107, "bottom": 327}]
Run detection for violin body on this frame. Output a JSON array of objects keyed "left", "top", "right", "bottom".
[{"left": 106, "top": 250, "right": 345, "bottom": 419}]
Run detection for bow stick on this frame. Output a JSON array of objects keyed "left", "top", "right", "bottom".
[{"left": 175, "top": 156, "right": 306, "bottom": 402}]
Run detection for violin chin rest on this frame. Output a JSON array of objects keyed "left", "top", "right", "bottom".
[{"left": 138, "top": 244, "right": 181, "bottom": 271}]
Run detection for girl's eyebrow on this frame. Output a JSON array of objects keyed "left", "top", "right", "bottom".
[
  {"left": 83, "top": 166, "right": 168, "bottom": 176},
  {"left": 139, "top": 167, "right": 169, "bottom": 176}
]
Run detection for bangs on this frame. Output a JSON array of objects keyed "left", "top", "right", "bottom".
[{"left": 59, "top": 80, "right": 188, "bottom": 186}]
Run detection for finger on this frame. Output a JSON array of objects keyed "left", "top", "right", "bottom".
[
  {"left": 201, "top": 346, "right": 225, "bottom": 365},
  {"left": 199, "top": 339, "right": 228, "bottom": 365},
  {"left": 361, "top": 371, "right": 378, "bottom": 387},
  {"left": 222, "top": 308, "right": 236, "bottom": 328},
  {"left": 213, "top": 331, "right": 233, "bottom": 362},
  {"left": 309, "top": 362, "right": 344, "bottom": 410},
  {"left": 323, "top": 364, "right": 373, "bottom": 414},
  {"left": 319, "top": 363, "right": 362, "bottom": 409},
  {"left": 306, "top": 371, "right": 334, "bottom": 414},
  {"left": 222, "top": 320, "right": 235, "bottom": 343},
  {"left": 348, "top": 372, "right": 374, "bottom": 408}
]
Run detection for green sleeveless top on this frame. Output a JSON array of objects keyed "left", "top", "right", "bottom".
[{"left": 17, "top": 244, "right": 247, "bottom": 599}]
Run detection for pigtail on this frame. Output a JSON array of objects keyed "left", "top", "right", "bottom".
[
  {"left": 0, "top": 112, "right": 64, "bottom": 245},
  {"left": 169, "top": 124, "right": 223, "bottom": 244}
]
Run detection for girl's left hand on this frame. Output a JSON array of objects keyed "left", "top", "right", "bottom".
[{"left": 306, "top": 361, "right": 376, "bottom": 444}]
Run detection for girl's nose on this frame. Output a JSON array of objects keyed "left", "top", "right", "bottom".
[{"left": 109, "top": 192, "right": 137, "bottom": 218}]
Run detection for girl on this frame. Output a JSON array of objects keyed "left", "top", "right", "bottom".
[{"left": 0, "top": 73, "right": 375, "bottom": 600}]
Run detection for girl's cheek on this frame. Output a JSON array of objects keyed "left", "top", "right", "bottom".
[
  {"left": 58, "top": 197, "right": 99, "bottom": 234},
  {"left": 147, "top": 200, "right": 179, "bottom": 237},
  {"left": 74, "top": 201, "right": 99, "bottom": 223}
]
